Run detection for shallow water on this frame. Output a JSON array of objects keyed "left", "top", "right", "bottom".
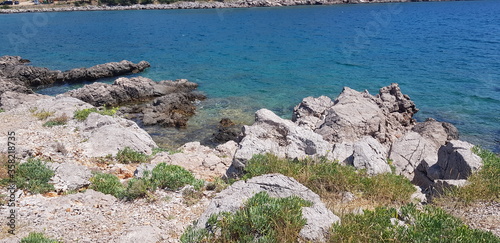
[{"left": 1, "top": 1, "right": 498, "bottom": 151}]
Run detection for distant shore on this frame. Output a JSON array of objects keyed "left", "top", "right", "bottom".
[{"left": 0, "top": 0, "right": 456, "bottom": 14}]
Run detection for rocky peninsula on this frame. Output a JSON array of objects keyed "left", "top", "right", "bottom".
[
  {"left": 0, "top": 56, "right": 498, "bottom": 242},
  {"left": 0, "top": 0, "right": 456, "bottom": 14}
]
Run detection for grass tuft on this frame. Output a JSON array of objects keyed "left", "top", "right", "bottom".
[
  {"left": 43, "top": 114, "right": 69, "bottom": 127},
  {"left": 242, "top": 154, "right": 415, "bottom": 207},
  {"left": 73, "top": 107, "right": 119, "bottom": 121},
  {"left": 116, "top": 147, "right": 150, "bottom": 164},
  {"left": 181, "top": 191, "right": 312, "bottom": 243},
  {"left": 330, "top": 203, "right": 500, "bottom": 242},
  {"left": 151, "top": 163, "right": 204, "bottom": 191},
  {"left": 32, "top": 109, "right": 55, "bottom": 121},
  {"left": 21, "top": 232, "right": 61, "bottom": 243}
]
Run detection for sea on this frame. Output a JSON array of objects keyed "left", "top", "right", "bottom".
[{"left": 0, "top": 0, "right": 498, "bottom": 152}]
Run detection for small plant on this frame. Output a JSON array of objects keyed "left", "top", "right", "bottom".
[
  {"left": 205, "top": 177, "right": 228, "bottom": 193},
  {"left": 32, "top": 109, "right": 54, "bottom": 120},
  {"left": 0, "top": 108, "right": 5, "bottom": 113},
  {"left": 116, "top": 147, "right": 150, "bottom": 164},
  {"left": 123, "top": 178, "right": 151, "bottom": 200},
  {"left": 182, "top": 187, "right": 204, "bottom": 206},
  {"left": 151, "top": 147, "right": 168, "bottom": 156},
  {"left": 21, "top": 232, "right": 61, "bottom": 243},
  {"left": 151, "top": 163, "right": 203, "bottom": 191},
  {"left": 43, "top": 114, "right": 69, "bottom": 127},
  {"left": 14, "top": 158, "right": 55, "bottom": 194},
  {"left": 89, "top": 172, "right": 124, "bottom": 198},
  {"left": 181, "top": 191, "right": 312, "bottom": 242},
  {"left": 74, "top": 106, "right": 119, "bottom": 121}
]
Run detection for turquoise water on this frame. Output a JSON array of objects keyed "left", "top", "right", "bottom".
[{"left": 0, "top": 1, "right": 499, "bottom": 151}]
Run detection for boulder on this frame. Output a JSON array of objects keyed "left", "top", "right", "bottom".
[
  {"left": 233, "top": 109, "right": 333, "bottom": 170},
  {"left": 331, "top": 142, "right": 354, "bottom": 165},
  {"left": 434, "top": 140, "right": 482, "bottom": 180},
  {"left": 212, "top": 118, "right": 242, "bottom": 143},
  {"left": 352, "top": 136, "right": 391, "bottom": 175},
  {"left": 195, "top": 173, "right": 339, "bottom": 242},
  {"left": 49, "top": 162, "right": 92, "bottom": 192},
  {"left": 389, "top": 132, "right": 439, "bottom": 183},
  {"left": 0, "top": 91, "right": 49, "bottom": 111},
  {"left": 412, "top": 118, "right": 459, "bottom": 146},
  {"left": 78, "top": 112, "right": 157, "bottom": 157}
]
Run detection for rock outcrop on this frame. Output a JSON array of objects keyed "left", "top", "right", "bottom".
[
  {"left": 233, "top": 109, "right": 334, "bottom": 170},
  {"left": 295, "top": 83, "right": 417, "bottom": 145},
  {"left": 433, "top": 140, "right": 482, "bottom": 180},
  {"left": 139, "top": 141, "right": 237, "bottom": 180},
  {"left": 0, "top": 55, "right": 149, "bottom": 87},
  {"left": 352, "top": 136, "right": 391, "bottom": 175},
  {"left": 412, "top": 118, "right": 459, "bottom": 147},
  {"left": 49, "top": 162, "right": 92, "bottom": 192},
  {"left": 64, "top": 77, "right": 205, "bottom": 127},
  {"left": 195, "top": 173, "right": 339, "bottom": 242}
]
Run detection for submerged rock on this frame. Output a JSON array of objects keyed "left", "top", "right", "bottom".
[{"left": 195, "top": 173, "right": 339, "bottom": 242}]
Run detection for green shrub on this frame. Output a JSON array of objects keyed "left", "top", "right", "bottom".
[
  {"left": 14, "top": 158, "right": 55, "bottom": 194},
  {"left": 151, "top": 163, "right": 203, "bottom": 191},
  {"left": 89, "top": 172, "right": 124, "bottom": 198},
  {"left": 123, "top": 178, "right": 151, "bottom": 200},
  {"left": 116, "top": 147, "right": 150, "bottom": 164},
  {"left": 0, "top": 108, "right": 4, "bottom": 113},
  {"left": 243, "top": 154, "right": 415, "bottom": 205},
  {"left": 443, "top": 147, "right": 500, "bottom": 203},
  {"left": 21, "top": 232, "right": 60, "bottom": 243},
  {"left": 74, "top": 107, "right": 118, "bottom": 121},
  {"left": 43, "top": 114, "right": 69, "bottom": 127},
  {"left": 181, "top": 191, "right": 312, "bottom": 243},
  {"left": 330, "top": 203, "right": 500, "bottom": 242}
]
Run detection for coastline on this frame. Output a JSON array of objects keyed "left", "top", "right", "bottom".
[{"left": 0, "top": 0, "right": 457, "bottom": 14}]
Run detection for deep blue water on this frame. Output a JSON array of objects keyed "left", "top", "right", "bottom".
[{"left": 0, "top": 1, "right": 499, "bottom": 151}]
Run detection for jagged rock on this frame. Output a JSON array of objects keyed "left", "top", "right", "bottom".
[
  {"left": 233, "top": 109, "right": 334, "bottom": 170},
  {"left": 298, "top": 83, "right": 417, "bottom": 144},
  {"left": 433, "top": 140, "right": 482, "bottom": 180},
  {"left": 49, "top": 163, "right": 92, "bottom": 192},
  {"left": 117, "top": 225, "right": 163, "bottom": 243},
  {"left": 0, "top": 55, "right": 149, "bottom": 87},
  {"left": 410, "top": 185, "right": 427, "bottom": 203},
  {"left": 412, "top": 118, "right": 459, "bottom": 146},
  {"left": 78, "top": 112, "right": 157, "bottom": 157},
  {"left": 292, "top": 95, "right": 334, "bottom": 131},
  {"left": 389, "top": 132, "right": 439, "bottom": 186},
  {"left": 195, "top": 173, "right": 340, "bottom": 242},
  {"left": 141, "top": 141, "right": 237, "bottom": 180},
  {"left": 64, "top": 77, "right": 205, "bottom": 127},
  {"left": 352, "top": 136, "right": 391, "bottom": 175}
]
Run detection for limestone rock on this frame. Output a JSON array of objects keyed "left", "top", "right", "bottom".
[
  {"left": 331, "top": 142, "right": 354, "bottom": 165},
  {"left": 117, "top": 225, "right": 163, "bottom": 243},
  {"left": 389, "top": 132, "right": 439, "bottom": 185},
  {"left": 292, "top": 95, "right": 334, "bottom": 131},
  {"left": 233, "top": 109, "right": 333, "bottom": 170},
  {"left": 300, "top": 83, "right": 417, "bottom": 144},
  {"left": 49, "top": 163, "right": 92, "bottom": 192},
  {"left": 434, "top": 140, "right": 482, "bottom": 180},
  {"left": 65, "top": 77, "right": 205, "bottom": 127},
  {"left": 412, "top": 118, "right": 459, "bottom": 146},
  {"left": 195, "top": 173, "right": 340, "bottom": 242},
  {"left": 79, "top": 112, "right": 157, "bottom": 157},
  {"left": 352, "top": 136, "right": 391, "bottom": 175},
  {"left": 0, "top": 91, "right": 49, "bottom": 111},
  {"left": 142, "top": 141, "right": 237, "bottom": 180}
]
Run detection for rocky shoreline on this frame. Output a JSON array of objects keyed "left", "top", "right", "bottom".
[
  {"left": 0, "top": 0, "right": 457, "bottom": 14},
  {"left": 0, "top": 56, "right": 498, "bottom": 242}
]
